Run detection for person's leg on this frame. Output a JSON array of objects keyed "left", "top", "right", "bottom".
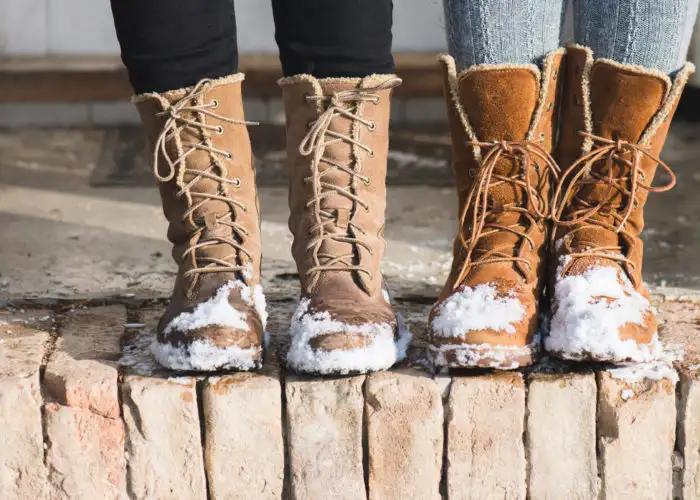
[
  {"left": 273, "top": 1, "right": 406, "bottom": 374},
  {"left": 110, "top": 1, "right": 266, "bottom": 371},
  {"left": 271, "top": 0, "right": 394, "bottom": 77},
  {"left": 443, "top": 0, "right": 565, "bottom": 69},
  {"left": 574, "top": 0, "right": 699, "bottom": 74},
  {"left": 109, "top": 0, "right": 238, "bottom": 93}
]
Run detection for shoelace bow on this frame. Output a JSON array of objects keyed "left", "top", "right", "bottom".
[
  {"left": 152, "top": 79, "right": 258, "bottom": 286},
  {"left": 453, "top": 140, "right": 560, "bottom": 289},
  {"left": 298, "top": 77, "right": 401, "bottom": 289},
  {"left": 551, "top": 131, "right": 676, "bottom": 280}
]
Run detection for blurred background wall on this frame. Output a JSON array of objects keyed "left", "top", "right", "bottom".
[{"left": 0, "top": 0, "right": 447, "bottom": 56}]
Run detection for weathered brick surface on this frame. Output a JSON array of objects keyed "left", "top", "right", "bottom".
[
  {"left": 598, "top": 371, "right": 677, "bottom": 499},
  {"left": 121, "top": 375, "right": 207, "bottom": 500},
  {"left": 286, "top": 375, "right": 366, "bottom": 500},
  {"left": 203, "top": 373, "right": 284, "bottom": 500},
  {"left": 447, "top": 372, "right": 526, "bottom": 500},
  {"left": 0, "top": 310, "right": 51, "bottom": 500},
  {"left": 679, "top": 371, "right": 700, "bottom": 498},
  {"left": 527, "top": 373, "right": 598, "bottom": 500},
  {"left": 366, "top": 370, "right": 443, "bottom": 500},
  {"left": 45, "top": 305, "right": 125, "bottom": 419},
  {"left": 45, "top": 402, "right": 127, "bottom": 499}
]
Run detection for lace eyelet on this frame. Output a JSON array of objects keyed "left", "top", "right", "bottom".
[
  {"left": 368, "top": 150, "right": 375, "bottom": 158},
  {"left": 363, "top": 177, "right": 371, "bottom": 186},
  {"left": 225, "top": 152, "right": 233, "bottom": 160},
  {"left": 368, "top": 121, "right": 376, "bottom": 131},
  {"left": 211, "top": 99, "right": 219, "bottom": 109},
  {"left": 233, "top": 178, "right": 241, "bottom": 188},
  {"left": 216, "top": 125, "right": 224, "bottom": 135},
  {"left": 573, "top": 94, "right": 581, "bottom": 106},
  {"left": 552, "top": 70, "right": 557, "bottom": 80},
  {"left": 547, "top": 102, "right": 552, "bottom": 111}
]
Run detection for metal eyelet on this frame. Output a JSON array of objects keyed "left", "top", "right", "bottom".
[
  {"left": 216, "top": 125, "right": 224, "bottom": 135},
  {"left": 573, "top": 94, "right": 581, "bottom": 105},
  {"left": 211, "top": 99, "right": 219, "bottom": 109},
  {"left": 547, "top": 102, "right": 552, "bottom": 111},
  {"left": 368, "top": 150, "right": 375, "bottom": 158},
  {"left": 232, "top": 178, "right": 241, "bottom": 188},
  {"left": 363, "top": 177, "right": 371, "bottom": 186},
  {"left": 225, "top": 152, "right": 233, "bottom": 160},
  {"left": 639, "top": 172, "right": 646, "bottom": 181},
  {"left": 368, "top": 121, "right": 376, "bottom": 131}
]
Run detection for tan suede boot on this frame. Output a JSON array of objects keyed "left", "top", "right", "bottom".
[
  {"left": 135, "top": 74, "right": 266, "bottom": 371},
  {"left": 427, "top": 51, "right": 564, "bottom": 369},
  {"left": 546, "top": 45, "right": 694, "bottom": 363},
  {"left": 278, "top": 74, "right": 409, "bottom": 374}
]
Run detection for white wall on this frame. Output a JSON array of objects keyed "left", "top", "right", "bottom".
[{"left": 0, "top": 0, "right": 448, "bottom": 56}]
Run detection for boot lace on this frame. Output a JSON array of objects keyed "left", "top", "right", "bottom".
[
  {"left": 453, "top": 140, "right": 560, "bottom": 289},
  {"left": 299, "top": 78, "right": 401, "bottom": 289},
  {"left": 551, "top": 131, "right": 675, "bottom": 283},
  {"left": 152, "top": 79, "right": 258, "bottom": 288}
]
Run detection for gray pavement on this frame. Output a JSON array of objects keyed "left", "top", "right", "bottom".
[{"left": 1, "top": 123, "right": 699, "bottom": 302}]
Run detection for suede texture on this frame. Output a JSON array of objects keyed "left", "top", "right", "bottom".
[
  {"left": 429, "top": 52, "right": 564, "bottom": 360},
  {"left": 280, "top": 75, "right": 399, "bottom": 350},
  {"left": 136, "top": 77, "right": 264, "bottom": 350},
  {"left": 553, "top": 46, "right": 691, "bottom": 346}
]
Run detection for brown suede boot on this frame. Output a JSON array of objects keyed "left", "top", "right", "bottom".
[
  {"left": 278, "top": 74, "right": 410, "bottom": 374},
  {"left": 135, "top": 75, "right": 266, "bottom": 371},
  {"left": 546, "top": 45, "right": 694, "bottom": 363},
  {"left": 427, "top": 51, "right": 564, "bottom": 369}
]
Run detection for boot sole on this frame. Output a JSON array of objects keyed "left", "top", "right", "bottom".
[{"left": 427, "top": 342, "right": 538, "bottom": 370}]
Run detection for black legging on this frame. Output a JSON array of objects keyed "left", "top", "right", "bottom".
[{"left": 110, "top": 0, "right": 394, "bottom": 94}]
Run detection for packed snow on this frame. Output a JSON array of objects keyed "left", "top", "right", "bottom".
[
  {"left": 430, "top": 283, "right": 526, "bottom": 337},
  {"left": 286, "top": 298, "right": 412, "bottom": 374},
  {"left": 164, "top": 280, "right": 268, "bottom": 336},
  {"left": 546, "top": 256, "right": 661, "bottom": 362},
  {"left": 152, "top": 338, "right": 261, "bottom": 371}
]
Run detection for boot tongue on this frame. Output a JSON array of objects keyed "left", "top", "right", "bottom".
[{"left": 457, "top": 67, "right": 540, "bottom": 256}]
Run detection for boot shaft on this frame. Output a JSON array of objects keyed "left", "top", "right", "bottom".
[
  {"left": 439, "top": 51, "right": 564, "bottom": 291},
  {"left": 553, "top": 45, "right": 694, "bottom": 284},
  {"left": 279, "top": 74, "right": 399, "bottom": 297},
  {"left": 135, "top": 75, "right": 262, "bottom": 297}
]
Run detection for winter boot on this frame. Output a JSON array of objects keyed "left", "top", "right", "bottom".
[
  {"left": 279, "top": 74, "right": 410, "bottom": 374},
  {"left": 135, "top": 75, "right": 267, "bottom": 371},
  {"left": 546, "top": 45, "right": 694, "bottom": 363},
  {"left": 427, "top": 51, "right": 564, "bottom": 369}
]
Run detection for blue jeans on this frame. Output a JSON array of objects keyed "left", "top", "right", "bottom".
[{"left": 444, "top": 0, "right": 699, "bottom": 73}]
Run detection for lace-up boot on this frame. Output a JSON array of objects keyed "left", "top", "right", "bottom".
[
  {"left": 135, "top": 74, "right": 266, "bottom": 371},
  {"left": 428, "top": 51, "right": 564, "bottom": 369},
  {"left": 547, "top": 45, "right": 694, "bottom": 362},
  {"left": 279, "top": 74, "right": 410, "bottom": 375}
]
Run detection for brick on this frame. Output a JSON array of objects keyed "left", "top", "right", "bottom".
[
  {"left": 203, "top": 373, "right": 284, "bottom": 500},
  {"left": 366, "top": 370, "right": 443, "bottom": 500},
  {"left": 286, "top": 375, "right": 365, "bottom": 500},
  {"left": 597, "top": 370, "right": 677, "bottom": 499},
  {"left": 527, "top": 373, "right": 598, "bottom": 500},
  {"left": 0, "top": 310, "right": 51, "bottom": 499},
  {"left": 679, "top": 372, "right": 700, "bottom": 498},
  {"left": 45, "top": 403, "right": 126, "bottom": 499},
  {"left": 45, "top": 305, "right": 125, "bottom": 419},
  {"left": 447, "top": 373, "right": 526, "bottom": 500},
  {"left": 121, "top": 376, "right": 206, "bottom": 500}
]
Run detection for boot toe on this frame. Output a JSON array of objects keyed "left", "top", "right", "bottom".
[
  {"left": 546, "top": 266, "right": 660, "bottom": 363},
  {"left": 285, "top": 297, "right": 410, "bottom": 375}
]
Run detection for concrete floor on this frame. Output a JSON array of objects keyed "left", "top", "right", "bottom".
[{"left": 1, "top": 124, "right": 700, "bottom": 302}]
